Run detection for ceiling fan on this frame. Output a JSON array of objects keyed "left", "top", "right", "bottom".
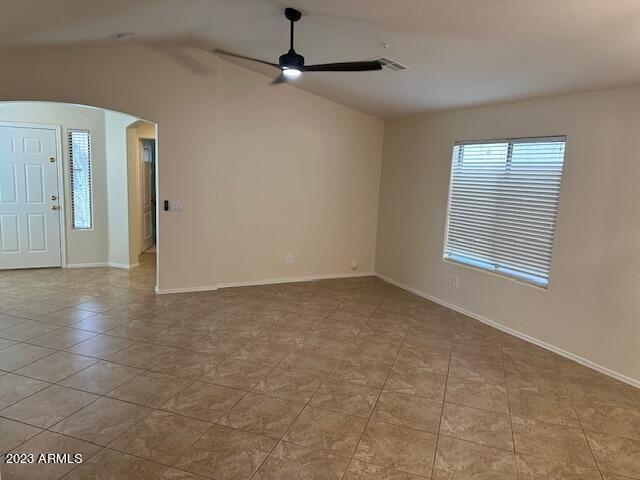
[{"left": 213, "top": 7, "right": 382, "bottom": 84}]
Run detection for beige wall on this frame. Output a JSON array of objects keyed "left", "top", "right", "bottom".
[
  {"left": 0, "top": 44, "right": 383, "bottom": 291},
  {"left": 218, "top": 61, "right": 383, "bottom": 284},
  {"left": 0, "top": 102, "right": 109, "bottom": 265},
  {"left": 105, "top": 110, "right": 138, "bottom": 267},
  {"left": 376, "top": 86, "right": 640, "bottom": 384}
]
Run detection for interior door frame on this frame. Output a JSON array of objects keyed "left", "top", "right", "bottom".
[
  {"left": 139, "top": 136, "right": 155, "bottom": 253},
  {"left": 0, "top": 121, "right": 67, "bottom": 267}
]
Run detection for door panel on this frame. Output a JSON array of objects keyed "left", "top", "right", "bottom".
[{"left": 0, "top": 125, "right": 61, "bottom": 269}]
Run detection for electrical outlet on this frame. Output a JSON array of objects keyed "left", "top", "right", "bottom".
[
  {"left": 285, "top": 253, "right": 294, "bottom": 264},
  {"left": 451, "top": 275, "right": 460, "bottom": 288}
]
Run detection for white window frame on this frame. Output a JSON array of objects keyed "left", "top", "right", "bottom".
[{"left": 442, "top": 135, "right": 566, "bottom": 288}]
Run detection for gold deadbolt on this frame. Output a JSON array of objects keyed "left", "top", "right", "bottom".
[
  {"left": 51, "top": 194, "right": 57, "bottom": 200},
  {"left": 49, "top": 157, "right": 55, "bottom": 163}
]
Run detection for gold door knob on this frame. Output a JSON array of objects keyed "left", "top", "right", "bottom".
[{"left": 51, "top": 205, "right": 59, "bottom": 211}]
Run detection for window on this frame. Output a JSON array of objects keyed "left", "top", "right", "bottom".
[
  {"left": 444, "top": 136, "right": 566, "bottom": 287},
  {"left": 68, "top": 129, "right": 93, "bottom": 230}
]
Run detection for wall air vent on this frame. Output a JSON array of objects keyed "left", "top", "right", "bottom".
[{"left": 373, "top": 56, "right": 408, "bottom": 71}]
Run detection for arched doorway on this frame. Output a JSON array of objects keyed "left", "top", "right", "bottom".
[{"left": 0, "top": 101, "right": 159, "bottom": 292}]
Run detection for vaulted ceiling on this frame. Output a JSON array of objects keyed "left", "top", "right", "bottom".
[{"left": 3, "top": 0, "right": 640, "bottom": 118}]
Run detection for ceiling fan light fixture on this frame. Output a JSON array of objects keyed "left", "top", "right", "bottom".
[{"left": 282, "top": 67, "right": 302, "bottom": 78}]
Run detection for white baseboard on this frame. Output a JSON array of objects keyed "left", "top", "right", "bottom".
[
  {"left": 65, "top": 262, "right": 139, "bottom": 269},
  {"left": 109, "top": 262, "right": 139, "bottom": 269},
  {"left": 155, "top": 272, "right": 374, "bottom": 295},
  {"left": 64, "top": 262, "right": 108, "bottom": 268},
  {"left": 217, "top": 272, "right": 374, "bottom": 289},
  {"left": 376, "top": 273, "right": 640, "bottom": 389},
  {"left": 155, "top": 284, "right": 219, "bottom": 295}
]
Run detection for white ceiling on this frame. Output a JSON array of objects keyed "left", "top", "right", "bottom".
[{"left": 3, "top": 0, "right": 640, "bottom": 118}]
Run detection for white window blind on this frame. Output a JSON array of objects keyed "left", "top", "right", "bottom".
[
  {"left": 444, "top": 136, "right": 566, "bottom": 287},
  {"left": 68, "top": 129, "right": 93, "bottom": 230}
]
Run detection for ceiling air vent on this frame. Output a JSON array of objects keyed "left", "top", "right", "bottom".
[{"left": 374, "top": 56, "right": 408, "bottom": 72}]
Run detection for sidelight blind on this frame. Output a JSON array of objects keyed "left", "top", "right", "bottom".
[
  {"left": 69, "top": 129, "right": 93, "bottom": 230},
  {"left": 444, "top": 136, "right": 566, "bottom": 287}
]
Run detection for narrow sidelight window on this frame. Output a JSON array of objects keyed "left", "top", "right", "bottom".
[{"left": 68, "top": 129, "right": 93, "bottom": 230}]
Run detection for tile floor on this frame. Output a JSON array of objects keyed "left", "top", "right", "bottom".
[{"left": 0, "top": 253, "right": 639, "bottom": 479}]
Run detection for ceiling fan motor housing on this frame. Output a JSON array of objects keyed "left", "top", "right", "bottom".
[{"left": 279, "top": 50, "right": 305, "bottom": 69}]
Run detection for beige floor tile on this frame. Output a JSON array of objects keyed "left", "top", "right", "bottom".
[
  {"left": 449, "top": 355, "right": 505, "bottom": 384},
  {"left": 176, "top": 424, "right": 276, "bottom": 479},
  {"left": 0, "top": 314, "right": 27, "bottom": 329},
  {"left": 384, "top": 366, "right": 446, "bottom": 401},
  {"left": 0, "top": 385, "right": 97, "bottom": 428},
  {"left": 231, "top": 339, "right": 291, "bottom": 366},
  {"left": 371, "top": 391, "right": 442, "bottom": 433},
  {"left": 512, "top": 416, "right": 597, "bottom": 469},
  {"left": 354, "top": 420, "right": 438, "bottom": 477},
  {"left": 107, "top": 371, "right": 192, "bottom": 408},
  {"left": 2, "top": 431, "right": 100, "bottom": 480},
  {"left": 110, "top": 410, "right": 212, "bottom": 465},
  {"left": 219, "top": 392, "right": 304, "bottom": 438},
  {"left": 345, "top": 339, "right": 400, "bottom": 365},
  {"left": 279, "top": 351, "right": 342, "bottom": 375},
  {"left": 330, "top": 357, "right": 391, "bottom": 388},
  {"left": 71, "top": 314, "right": 130, "bottom": 333},
  {"left": 440, "top": 403, "right": 514, "bottom": 450},
  {"left": 0, "top": 373, "right": 50, "bottom": 409},
  {"left": 1, "top": 303, "right": 64, "bottom": 320},
  {"left": 576, "top": 403, "right": 640, "bottom": 441},
  {"left": 162, "top": 381, "right": 245, "bottom": 422},
  {"left": 67, "top": 334, "right": 135, "bottom": 359},
  {"left": 201, "top": 358, "right": 273, "bottom": 390},
  {"left": 0, "top": 337, "right": 17, "bottom": 350},
  {"left": 394, "top": 345, "right": 450, "bottom": 375},
  {"left": 254, "top": 441, "right": 350, "bottom": 480},
  {"left": 105, "top": 319, "right": 167, "bottom": 340},
  {"left": 586, "top": 432, "right": 640, "bottom": 478},
  {"left": 508, "top": 383, "right": 580, "bottom": 428},
  {"left": 147, "top": 326, "right": 206, "bottom": 348},
  {"left": 445, "top": 376, "right": 509, "bottom": 413},
  {"left": 434, "top": 436, "right": 518, "bottom": 480},
  {"left": 51, "top": 397, "right": 151, "bottom": 445},
  {"left": 0, "top": 319, "right": 61, "bottom": 341},
  {"left": 59, "top": 360, "right": 143, "bottom": 394},
  {"left": 14, "top": 351, "right": 97, "bottom": 382},
  {"left": 344, "top": 459, "right": 428, "bottom": 479},
  {"left": 254, "top": 368, "right": 323, "bottom": 403},
  {"left": 185, "top": 334, "right": 247, "bottom": 356},
  {"left": 284, "top": 405, "right": 367, "bottom": 455},
  {"left": 515, "top": 453, "right": 602, "bottom": 480},
  {"left": 0, "top": 417, "right": 42, "bottom": 454},
  {"left": 151, "top": 350, "right": 222, "bottom": 379},
  {"left": 35, "top": 307, "right": 98, "bottom": 326},
  {"left": 159, "top": 468, "right": 209, "bottom": 479},
  {"left": 63, "top": 447, "right": 168, "bottom": 480},
  {"left": 2, "top": 258, "right": 639, "bottom": 480},
  {"left": 310, "top": 379, "right": 380, "bottom": 417},
  {"left": 106, "top": 342, "right": 178, "bottom": 369},
  {"left": 27, "top": 327, "right": 97, "bottom": 349},
  {"left": 0, "top": 343, "right": 55, "bottom": 371}
]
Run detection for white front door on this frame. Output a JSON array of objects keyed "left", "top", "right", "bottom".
[{"left": 0, "top": 125, "right": 62, "bottom": 269}]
